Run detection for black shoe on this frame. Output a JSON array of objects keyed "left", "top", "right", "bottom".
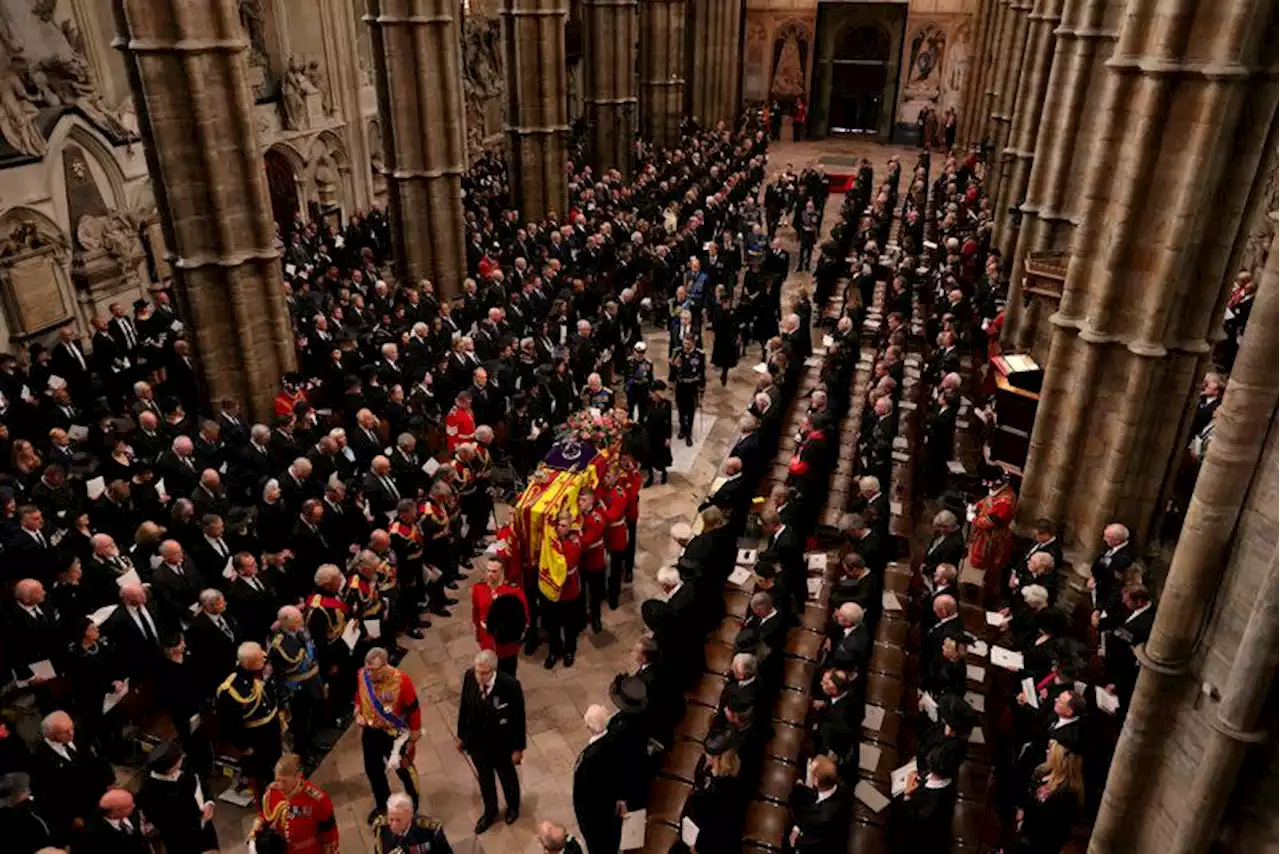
[
  {"left": 431, "top": 606, "right": 452, "bottom": 617},
  {"left": 644, "top": 475, "right": 654, "bottom": 488},
  {"left": 417, "top": 618, "right": 433, "bottom": 629},
  {"left": 368, "top": 808, "right": 385, "bottom": 825},
  {"left": 544, "top": 654, "right": 558, "bottom": 669},
  {"left": 608, "top": 599, "right": 619, "bottom": 611},
  {"left": 445, "top": 581, "right": 460, "bottom": 590},
  {"left": 475, "top": 814, "right": 496, "bottom": 834},
  {"left": 524, "top": 636, "right": 540, "bottom": 656},
  {"left": 623, "top": 570, "right": 634, "bottom": 583},
  {"left": 443, "top": 596, "right": 459, "bottom": 606},
  {"left": 661, "top": 472, "right": 668, "bottom": 485},
  {"left": 404, "top": 628, "right": 424, "bottom": 640},
  {"left": 591, "top": 618, "right": 603, "bottom": 633},
  {"left": 564, "top": 653, "right": 575, "bottom": 667},
  {"left": 504, "top": 807, "right": 519, "bottom": 825},
  {"left": 685, "top": 435, "right": 693, "bottom": 446}
]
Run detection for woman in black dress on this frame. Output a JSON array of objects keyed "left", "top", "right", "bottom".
[
  {"left": 65, "top": 616, "right": 128, "bottom": 760},
  {"left": 672, "top": 735, "right": 744, "bottom": 854},
  {"left": 710, "top": 285, "right": 740, "bottom": 386},
  {"left": 137, "top": 741, "right": 220, "bottom": 853},
  {"left": 644, "top": 381, "right": 674, "bottom": 486},
  {"left": 1015, "top": 741, "right": 1084, "bottom": 853}
]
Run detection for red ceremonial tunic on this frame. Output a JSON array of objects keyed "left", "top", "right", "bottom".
[
  {"left": 445, "top": 405, "right": 476, "bottom": 453},
  {"left": 602, "top": 485, "right": 629, "bottom": 551},
  {"left": 472, "top": 581, "right": 530, "bottom": 658},
  {"left": 623, "top": 470, "right": 642, "bottom": 523},
  {"left": 257, "top": 779, "right": 339, "bottom": 854},
  {"left": 274, "top": 388, "right": 307, "bottom": 418},
  {"left": 580, "top": 506, "right": 608, "bottom": 573},
  {"left": 968, "top": 484, "right": 1016, "bottom": 570},
  {"left": 492, "top": 531, "right": 523, "bottom": 585},
  {"left": 556, "top": 532, "right": 583, "bottom": 600}
]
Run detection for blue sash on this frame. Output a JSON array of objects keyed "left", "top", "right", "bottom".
[{"left": 361, "top": 668, "right": 407, "bottom": 731}]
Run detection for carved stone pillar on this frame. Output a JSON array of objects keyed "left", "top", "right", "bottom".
[
  {"left": 364, "top": 0, "right": 468, "bottom": 297},
  {"left": 987, "top": 0, "right": 1032, "bottom": 205},
  {"left": 501, "top": 0, "right": 570, "bottom": 220},
  {"left": 993, "top": 0, "right": 1064, "bottom": 253},
  {"left": 639, "top": 0, "right": 687, "bottom": 148},
  {"left": 975, "top": 0, "right": 1011, "bottom": 144},
  {"left": 1001, "top": 0, "right": 1113, "bottom": 352},
  {"left": 957, "top": 0, "right": 994, "bottom": 144},
  {"left": 1014, "top": 0, "right": 1276, "bottom": 554},
  {"left": 112, "top": 0, "right": 295, "bottom": 423},
  {"left": 689, "top": 0, "right": 742, "bottom": 128},
  {"left": 583, "top": 0, "right": 638, "bottom": 178}
]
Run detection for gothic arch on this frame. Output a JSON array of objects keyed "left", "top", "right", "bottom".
[
  {"left": 44, "top": 118, "right": 129, "bottom": 230},
  {"left": 304, "top": 131, "right": 351, "bottom": 214}
]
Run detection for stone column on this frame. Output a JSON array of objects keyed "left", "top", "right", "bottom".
[
  {"left": 322, "top": 0, "right": 374, "bottom": 210},
  {"left": 974, "top": 0, "right": 1011, "bottom": 145},
  {"left": 1001, "top": 0, "right": 1112, "bottom": 351},
  {"left": 957, "top": 0, "right": 994, "bottom": 144},
  {"left": 112, "top": 0, "right": 295, "bottom": 423},
  {"left": 639, "top": 0, "right": 687, "bottom": 148},
  {"left": 364, "top": 0, "right": 468, "bottom": 297},
  {"left": 984, "top": 0, "right": 1026, "bottom": 151},
  {"left": 992, "top": 0, "right": 1064, "bottom": 253},
  {"left": 501, "top": 0, "right": 570, "bottom": 221},
  {"left": 1014, "top": 0, "right": 1275, "bottom": 552},
  {"left": 689, "top": 0, "right": 742, "bottom": 128},
  {"left": 583, "top": 0, "right": 639, "bottom": 178},
  {"left": 987, "top": 0, "right": 1032, "bottom": 210}
]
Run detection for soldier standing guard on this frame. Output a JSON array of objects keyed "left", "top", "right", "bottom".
[
  {"left": 621, "top": 455, "right": 642, "bottom": 583},
  {"left": 374, "top": 792, "right": 452, "bottom": 854},
  {"left": 267, "top": 606, "right": 324, "bottom": 765},
  {"left": 671, "top": 333, "right": 706, "bottom": 445},
  {"left": 250, "top": 753, "right": 339, "bottom": 854},
  {"left": 624, "top": 341, "right": 653, "bottom": 421},
  {"left": 216, "top": 641, "right": 284, "bottom": 800},
  {"left": 356, "top": 646, "right": 423, "bottom": 824},
  {"left": 472, "top": 557, "right": 530, "bottom": 676}
]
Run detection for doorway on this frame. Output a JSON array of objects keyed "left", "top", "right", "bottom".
[
  {"left": 263, "top": 147, "right": 301, "bottom": 235},
  {"left": 811, "top": 3, "right": 907, "bottom": 139}
]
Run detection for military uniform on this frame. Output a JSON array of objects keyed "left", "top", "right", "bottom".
[
  {"left": 671, "top": 345, "right": 706, "bottom": 441},
  {"left": 624, "top": 354, "right": 653, "bottom": 421},
  {"left": 390, "top": 516, "right": 428, "bottom": 618},
  {"left": 254, "top": 777, "right": 339, "bottom": 854},
  {"left": 346, "top": 570, "right": 386, "bottom": 654},
  {"left": 267, "top": 627, "right": 323, "bottom": 761},
  {"left": 601, "top": 482, "right": 630, "bottom": 609},
  {"left": 466, "top": 443, "right": 495, "bottom": 552},
  {"left": 215, "top": 666, "right": 283, "bottom": 796},
  {"left": 356, "top": 664, "right": 422, "bottom": 815},
  {"left": 444, "top": 405, "right": 475, "bottom": 454},
  {"left": 372, "top": 813, "right": 452, "bottom": 854}
]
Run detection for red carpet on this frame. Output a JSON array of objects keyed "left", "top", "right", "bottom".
[{"left": 827, "top": 173, "right": 856, "bottom": 194}]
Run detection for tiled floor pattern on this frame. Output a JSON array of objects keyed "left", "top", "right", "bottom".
[{"left": 208, "top": 136, "right": 920, "bottom": 852}]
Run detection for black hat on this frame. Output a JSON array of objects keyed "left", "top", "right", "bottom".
[
  {"left": 283, "top": 371, "right": 303, "bottom": 387},
  {"left": 609, "top": 674, "right": 649, "bottom": 715},
  {"left": 132, "top": 298, "right": 149, "bottom": 311},
  {"left": 145, "top": 739, "right": 184, "bottom": 772},
  {"left": 641, "top": 598, "right": 670, "bottom": 632},
  {"left": 704, "top": 727, "right": 739, "bottom": 756}
]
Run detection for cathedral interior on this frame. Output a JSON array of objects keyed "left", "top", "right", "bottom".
[{"left": 0, "top": 0, "right": 1274, "bottom": 853}]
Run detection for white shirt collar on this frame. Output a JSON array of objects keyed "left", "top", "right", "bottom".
[
  {"left": 1126, "top": 602, "right": 1152, "bottom": 622},
  {"left": 588, "top": 731, "right": 607, "bottom": 746},
  {"left": 815, "top": 785, "right": 837, "bottom": 803},
  {"left": 924, "top": 775, "right": 953, "bottom": 789},
  {"left": 666, "top": 581, "right": 683, "bottom": 599},
  {"left": 44, "top": 738, "right": 71, "bottom": 759}
]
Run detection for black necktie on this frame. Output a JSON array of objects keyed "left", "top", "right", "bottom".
[{"left": 139, "top": 610, "right": 156, "bottom": 644}]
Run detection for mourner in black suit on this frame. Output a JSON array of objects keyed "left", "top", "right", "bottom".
[
  {"left": 457, "top": 650, "right": 527, "bottom": 833},
  {"left": 788, "top": 757, "right": 851, "bottom": 854},
  {"left": 921, "top": 510, "right": 966, "bottom": 575},
  {"left": 29, "top": 712, "right": 115, "bottom": 844},
  {"left": 225, "top": 557, "right": 277, "bottom": 645},
  {"left": 78, "top": 789, "right": 151, "bottom": 854}
]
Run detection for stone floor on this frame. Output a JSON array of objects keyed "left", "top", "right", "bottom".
[{"left": 212, "top": 136, "right": 919, "bottom": 852}]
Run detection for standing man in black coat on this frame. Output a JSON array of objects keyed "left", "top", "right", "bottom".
[
  {"left": 457, "top": 649, "right": 526, "bottom": 834},
  {"left": 78, "top": 789, "right": 151, "bottom": 854},
  {"left": 921, "top": 510, "right": 966, "bottom": 577},
  {"left": 573, "top": 704, "right": 631, "bottom": 854},
  {"left": 29, "top": 711, "right": 115, "bottom": 845}
]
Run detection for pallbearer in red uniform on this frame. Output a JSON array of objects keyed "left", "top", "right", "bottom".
[
  {"left": 969, "top": 466, "right": 1017, "bottom": 599},
  {"left": 577, "top": 490, "right": 609, "bottom": 633},
  {"left": 621, "top": 455, "right": 642, "bottom": 584},
  {"left": 539, "top": 512, "right": 582, "bottom": 670},
  {"left": 492, "top": 525, "right": 523, "bottom": 585},
  {"left": 356, "top": 646, "right": 422, "bottom": 824},
  {"left": 472, "top": 557, "right": 530, "bottom": 675},
  {"left": 601, "top": 468, "right": 630, "bottom": 610},
  {"left": 250, "top": 753, "right": 339, "bottom": 854},
  {"left": 445, "top": 390, "right": 476, "bottom": 454}
]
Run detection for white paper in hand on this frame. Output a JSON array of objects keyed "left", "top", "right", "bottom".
[
  {"left": 854, "top": 780, "right": 891, "bottom": 813},
  {"left": 806, "top": 552, "right": 827, "bottom": 571},
  {"left": 30, "top": 660, "right": 56, "bottom": 681},
  {"left": 363, "top": 619, "right": 382, "bottom": 639},
  {"left": 822, "top": 335, "right": 835, "bottom": 348},
  {"left": 966, "top": 664, "right": 986, "bottom": 683},
  {"left": 422, "top": 456, "right": 441, "bottom": 476},
  {"left": 681, "top": 817, "right": 699, "bottom": 847},
  {"left": 947, "top": 460, "right": 966, "bottom": 474},
  {"left": 223, "top": 556, "right": 236, "bottom": 580},
  {"left": 752, "top": 362, "right": 769, "bottom": 374},
  {"left": 728, "top": 566, "right": 753, "bottom": 587},
  {"left": 69, "top": 424, "right": 90, "bottom": 441},
  {"left": 806, "top": 577, "right": 823, "bottom": 600},
  {"left": 90, "top": 605, "right": 118, "bottom": 626},
  {"left": 103, "top": 679, "right": 130, "bottom": 713},
  {"left": 971, "top": 640, "right": 989, "bottom": 658},
  {"left": 985, "top": 610, "right": 1011, "bottom": 628},
  {"left": 155, "top": 478, "right": 167, "bottom": 499},
  {"left": 1022, "top": 677, "right": 1040, "bottom": 708},
  {"left": 964, "top": 691, "right": 985, "bottom": 713},
  {"left": 620, "top": 809, "right": 646, "bottom": 850},
  {"left": 921, "top": 691, "right": 939, "bottom": 722},
  {"left": 116, "top": 568, "right": 141, "bottom": 588},
  {"left": 991, "top": 646, "right": 1025, "bottom": 671},
  {"left": 341, "top": 619, "right": 360, "bottom": 651},
  {"left": 1096, "top": 686, "right": 1120, "bottom": 714},
  {"left": 891, "top": 758, "right": 917, "bottom": 796},
  {"left": 86, "top": 476, "right": 106, "bottom": 501},
  {"left": 881, "top": 590, "right": 903, "bottom": 611}
]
